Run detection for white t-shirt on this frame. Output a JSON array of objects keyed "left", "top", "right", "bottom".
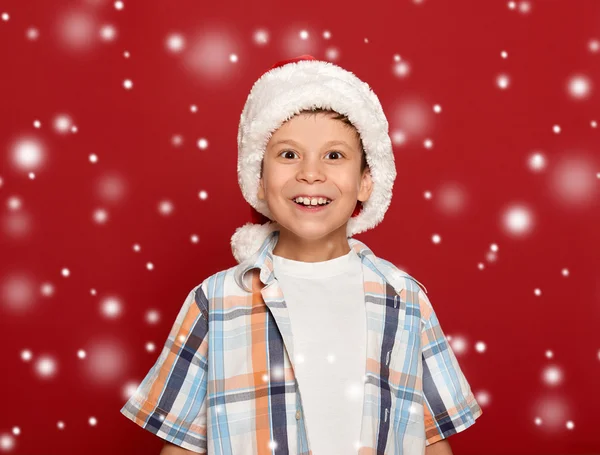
[{"left": 272, "top": 248, "right": 366, "bottom": 455}]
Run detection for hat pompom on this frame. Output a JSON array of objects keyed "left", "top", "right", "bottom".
[{"left": 231, "top": 221, "right": 279, "bottom": 264}]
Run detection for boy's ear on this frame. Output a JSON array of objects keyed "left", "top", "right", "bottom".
[{"left": 358, "top": 168, "right": 373, "bottom": 203}]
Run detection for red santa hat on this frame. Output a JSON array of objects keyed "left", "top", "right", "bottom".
[{"left": 231, "top": 55, "right": 396, "bottom": 264}]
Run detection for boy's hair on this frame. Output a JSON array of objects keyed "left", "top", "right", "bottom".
[{"left": 260, "top": 108, "right": 368, "bottom": 177}]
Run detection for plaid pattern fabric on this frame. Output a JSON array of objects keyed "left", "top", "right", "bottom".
[{"left": 120, "top": 230, "right": 483, "bottom": 454}]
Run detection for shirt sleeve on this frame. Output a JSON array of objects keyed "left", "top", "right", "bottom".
[
  {"left": 418, "top": 288, "right": 483, "bottom": 446},
  {"left": 120, "top": 283, "right": 210, "bottom": 453}
]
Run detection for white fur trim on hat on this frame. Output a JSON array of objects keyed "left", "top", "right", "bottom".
[
  {"left": 230, "top": 220, "right": 280, "bottom": 265},
  {"left": 232, "top": 59, "right": 396, "bottom": 264}
]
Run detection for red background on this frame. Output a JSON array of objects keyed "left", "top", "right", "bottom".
[{"left": 1, "top": 0, "right": 599, "bottom": 454}]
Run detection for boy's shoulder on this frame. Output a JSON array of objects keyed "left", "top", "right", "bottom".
[{"left": 194, "top": 263, "right": 244, "bottom": 294}]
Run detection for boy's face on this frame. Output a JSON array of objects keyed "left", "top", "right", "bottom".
[{"left": 258, "top": 112, "right": 373, "bottom": 246}]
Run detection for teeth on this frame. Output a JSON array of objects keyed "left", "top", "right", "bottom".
[{"left": 293, "top": 197, "right": 331, "bottom": 206}]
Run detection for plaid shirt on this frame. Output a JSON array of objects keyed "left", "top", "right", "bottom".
[{"left": 120, "top": 230, "right": 483, "bottom": 454}]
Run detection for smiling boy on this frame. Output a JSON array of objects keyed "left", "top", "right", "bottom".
[
  {"left": 260, "top": 108, "right": 372, "bottom": 262},
  {"left": 120, "top": 55, "right": 483, "bottom": 454}
]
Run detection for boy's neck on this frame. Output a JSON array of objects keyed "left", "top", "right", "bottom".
[{"left": 272, "top": 227, "right": 351, "bottom": 263}]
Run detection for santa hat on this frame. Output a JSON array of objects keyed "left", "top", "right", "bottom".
[{"left": 231, "top": 55, "right": 396, "bottom": 264}]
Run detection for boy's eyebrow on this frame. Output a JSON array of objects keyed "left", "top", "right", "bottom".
[{"left": 270, "top": 139, "right": 354, "bottom": 149}]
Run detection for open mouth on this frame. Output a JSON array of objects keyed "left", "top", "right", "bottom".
[{"left": 291, "top": 199, "right": 333, "bottom": 210}]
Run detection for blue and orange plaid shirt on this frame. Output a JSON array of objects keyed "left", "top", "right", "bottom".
[{"left": 120, "top": 230, "right": 483, "bottom": 454}]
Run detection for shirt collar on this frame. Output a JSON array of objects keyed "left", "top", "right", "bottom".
[{"left": 234, "top": 230, "right": 427, "bottom": 295}]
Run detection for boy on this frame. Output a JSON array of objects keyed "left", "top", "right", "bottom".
[{"left": 120, "top": 55, "right": 483, "bottom": 454}]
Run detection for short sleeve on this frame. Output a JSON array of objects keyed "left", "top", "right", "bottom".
[
  {"left": 418, "top": 288, "right": 483, "bottom": 446},
  {"left": 120, "top": 284, "right": 210, "bottom": 453}
]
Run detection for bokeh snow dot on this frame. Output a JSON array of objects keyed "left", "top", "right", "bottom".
[
  {"left": 27, "top": 27, "right": 40, "bottom": 40},
  {"left": 158, "top": 200, "right": 174, "bottom": 216},
  {"left": 97, "top": 173, "right": 126, "bottom": 203},
  {"left": 11, "top": 137, "right": 45, "bottom": 171},
  {"left": 543, "top": 365, "right": 563, "bottom": 385},
  {"left": 486, "top": 251, "right": 497, "bottom": 263},
  {"left": 475, "top": 341, "right": 486, "bottom": 353},
  {"left": 122, "top": 381, "right": 138, "bottom": 400},
  {"left": 391, "top": 130, "right": 406, "bottom": 146},
  {"left": 146, "top": 309, "right": 160, "bottom": 324},
  {"left": 21, "top": 349, "right": 33, "bottom": 362},
  {"left": 435, "top": 182, "right": 466, "bottom": 215},
  {"left": 567, "top": 74, "right": 592, "bottom": 99},
  {"left": 449, "top": 336, "right": 466, "bottom": 354},
  {"left": 54, "top": 114, "right": 73, "bottom": 134},
  {"left": 99, "top": 24, "right": 117, "bottom": 41},
  {"left": 550, "top": 156, "right": 596, "bottom": 207},
  {"left": 393, "top": 61, "right": 410, "bottom": 78},
  {"left": 35, "top": 355, "right": 57, "bottom": 378},
  {"left": 502, "top": 204, "right": 533, "bottom": 237},
  {"left": 166, "top": 33, "right": 185, "bottom": 52},
  {"left": 253, "top": 29, "right": 269, "bottom": 45},
  {"left": 2, "top": 273, "right": 36, "bottom": 312},
  {"left": 496, "top": 74, "right": 510, "bottom": 89},
  {"left": 172, "top": 134, "right": 183, "bottom": 146},
  {"left": 528, "top": 152, "right": 547, "bottom": 172},
  {"left": 325, "top": 47, "right": 339, "bottom": 61},
  {"left": 7, "top": 196, "right": 22, "bottom": 211},
  {"left": 57, "top": 10, "right": 96, "bottom": 52},
  {"left": 93, "top": 208, "right": 108, "bottom": 224},
  {"left": 519, "top": 1, "right": 531, "bottom": 13},
  {"left": 0, "top": 434, "right": 15, "bottom": 451},
  {"left": 100, "top": 296, "right": 122, "bottom": 318},
  {"left": 85, "top": 340, "right": 126, "bottom": 383},
  {"left": 183, "top": 28, "right": 238, "bottom": 83},
  {"left": 197, "top": 138, "right": 208, "bottom": 149},
  {"left": 475, "top": 390, "right": 490, "bottom": 406}
]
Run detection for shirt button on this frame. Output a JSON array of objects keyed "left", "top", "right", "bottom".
[{"left": 295, "top": 410, "right": 301, "bottom": 420}]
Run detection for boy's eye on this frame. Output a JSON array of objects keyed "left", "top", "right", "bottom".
[{"left": 278, "top": 150, "right": 344, "bottom": 160}]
